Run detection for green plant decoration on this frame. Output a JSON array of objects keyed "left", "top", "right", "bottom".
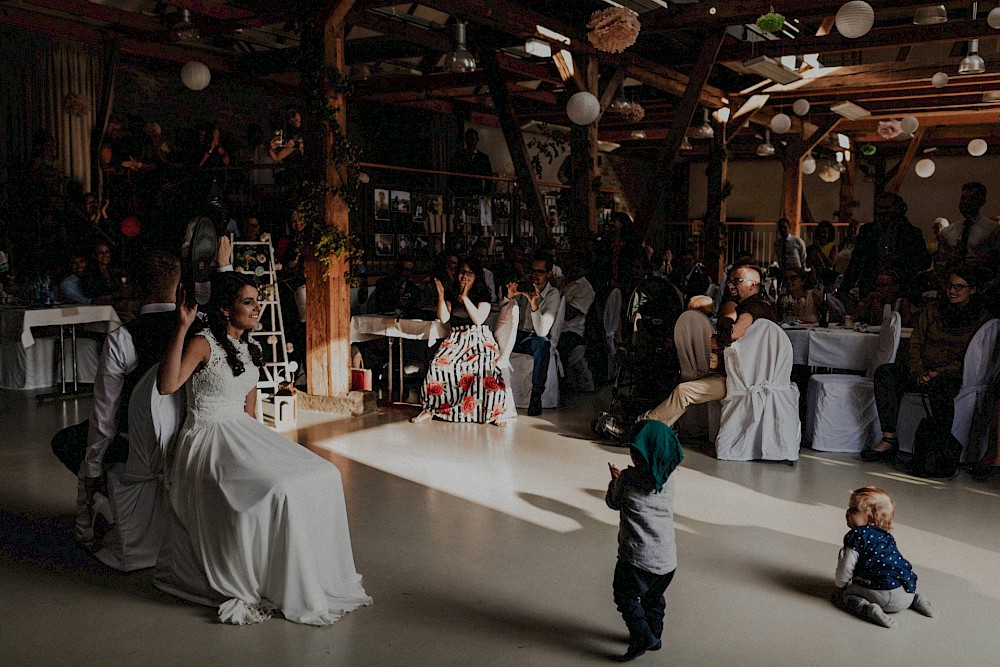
[
  {"left": 862, "top": 143, "right": 877, "bottom": 156},
  {"left": 756, "top": 12, "right": 785, "bottom": 33}
]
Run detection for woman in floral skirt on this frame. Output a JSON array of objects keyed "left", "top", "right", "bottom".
[{"left": 411, "top": 257, "right": 510, "bottom": 425}]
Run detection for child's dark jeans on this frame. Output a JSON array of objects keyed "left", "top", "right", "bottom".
[{"left": 613, "top": 559, "right": 676, "bottom": 646}]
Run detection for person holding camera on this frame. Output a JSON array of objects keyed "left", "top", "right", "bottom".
[{"left": 509, "top": 252, "right": 561, "bottom": 416}]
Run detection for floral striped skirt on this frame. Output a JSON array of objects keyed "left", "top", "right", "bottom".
[{"left": 421, "top": 325, "right": 509, "bottom": 423}]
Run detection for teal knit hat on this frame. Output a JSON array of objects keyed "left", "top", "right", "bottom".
[{"left": 630, "top": 420, "right": 684, "bottom": 492}]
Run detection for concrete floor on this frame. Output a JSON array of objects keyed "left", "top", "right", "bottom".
[{"left": 2, "top": 387, "right": 1000, "bottom": 666}]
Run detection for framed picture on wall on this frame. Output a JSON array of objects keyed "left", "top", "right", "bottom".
[
  {"left": 397, "top": 234, "right": 412, "bottom": 256},
  {"left": 412, "top": 235, "right": 432, "bottom": 259},
  {"left": 412, "top": 194, "right": 427, "bottom": 222},
  {"left": 375, "top": 233, "right": 394, "bottom": 257},
  {"left": 374, "top": 189, "right": 390, "bottom": 221},
  {"left": 391, "top": 190, "right": 411, "bottom": 215}
]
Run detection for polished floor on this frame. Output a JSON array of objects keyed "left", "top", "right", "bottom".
[{"left": 2, "top": 386, "right": 999, "bottom": 666}]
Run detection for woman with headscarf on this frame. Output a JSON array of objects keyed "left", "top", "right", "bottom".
[{"left": 606, "top": 421, "right": 684, "bottom": 662}]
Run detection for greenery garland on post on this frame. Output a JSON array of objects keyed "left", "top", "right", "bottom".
[{"left": 291, "top": 8, "right": 364, "bottom": 283}]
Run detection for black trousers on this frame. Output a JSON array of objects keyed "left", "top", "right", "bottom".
[
  {"left": 873, "top": 363, "right": 962, "bottom": 433},
  {"left": 613, "top": 559, "right": 676, "bottom": 645}
]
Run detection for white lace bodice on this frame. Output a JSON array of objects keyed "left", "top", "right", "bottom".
[{"left": 184, "top": 330, "right": 258, "bottom": 426}]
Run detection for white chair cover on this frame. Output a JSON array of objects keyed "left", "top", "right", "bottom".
[
  {"left": 805, "top": 312, "right": 902, "bottom": 453},
  {"left": 95, "top": 363, "right": 184, "bottom": 571},
  {"left": 493, "top": 300, "right": 519, "bottom": 420},
  {"left": 604, "top": 288, "right": 622, "bottom": 378},
  {"left": 509, "top": 296, "right": 565, "bottom": 409},
  {"left": 715, "top": 319, "right": 801, "bottom": 461},
  {"left": 897, "top": 319, "right": 1000, "bottom": 460},
  {"left": 673, "top": 309, "right": 720, "bottom": 442}
]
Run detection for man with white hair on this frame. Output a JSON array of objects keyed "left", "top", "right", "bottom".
[{"left": 639, "top": 265, "right": 776, "bottom": 426}]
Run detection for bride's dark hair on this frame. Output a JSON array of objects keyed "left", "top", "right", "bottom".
[{"left": 206, "top": 272, "right": 265, "bottom": 376}]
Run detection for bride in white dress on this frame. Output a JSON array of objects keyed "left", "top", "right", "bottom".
[{"left": 155, "top": 272, "right": 372, "bottom": 625}]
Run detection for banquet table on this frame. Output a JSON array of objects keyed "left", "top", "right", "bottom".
[
  {"left": 0, "top": 305, "right": 122, "bottom": 391},
  {"left": 782, "top": 324, "right": 912, "bottom": 371},
  {"left": 350, "top": 314, "right": 451, "bottom": 404}
]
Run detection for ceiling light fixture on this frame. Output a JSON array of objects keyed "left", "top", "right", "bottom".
[
  {"left": 693, "top": 109, "right": 715, "bottom": 139},
  {"left": 959, "top": 3, "right": 986, "bottom": 74},
  {"left": 913, "top": 5, "right": 947, "bottom": 25},
  {"left": 757, "top": 130, "right": 776, "bottom": 157},
  {"left": 680, "top": 135, "right": 693, "bottom": 151},
  {"left": 829, "top": 101, "right": 871, "bottom": 120},
  {"left": 173, "top": 9, "right": 200, "bottom": 41},
  {"left": 445, "top": 22, "right": 476, "bottom": 73},
  {"left": 742, "top": 55, "right": 803, "bottom": 85}
]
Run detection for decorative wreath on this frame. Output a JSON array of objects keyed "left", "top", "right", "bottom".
[
  {"left": 861, "top": 143, "right": 877, "bottom": 156},
  {"left": 587, "top": 7, "right": 641, "bottom": 54},
  {"left": 756, "top": 12, "right": 785, "bottom": 33},
  {"left": 62, "top": 91, "right": 90, "bottom": 117}
]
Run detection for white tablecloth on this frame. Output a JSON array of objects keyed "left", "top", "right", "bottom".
[
  {"left": 349, "top": 315, "right": 451, "bottom": 346},
  {"left": 1, "top": 305, "right": 122, "bottom": 347},
  {"left": 783, "top": 325, "right": 912, "bottom": 371}
]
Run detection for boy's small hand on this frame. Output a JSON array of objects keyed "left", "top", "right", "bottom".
[{"left": 608, "top": 462, "right": 621, "bottom": 480}]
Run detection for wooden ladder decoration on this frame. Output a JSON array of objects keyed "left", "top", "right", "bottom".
[{"left": 233, "top": 240, "right": 293, "bottom": 392}]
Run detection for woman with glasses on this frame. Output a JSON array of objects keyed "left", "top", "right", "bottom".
[
  {"left": 777, "top": 267, "right": 823, "bottom": 325},
  {"left": 864, "top": 265, "right": 991, "bottom": 462},
  {"left": 411, "top": 257, "right": 510, "bottom": 425}
]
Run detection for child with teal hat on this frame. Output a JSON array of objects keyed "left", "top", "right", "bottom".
[{"left": 605, "top": 420, "right": 684, "bottom": 662}]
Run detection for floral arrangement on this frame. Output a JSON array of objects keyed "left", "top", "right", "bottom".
[
  {"left": 587, "top": 7, "right": 641, "bottom": 53},
  {"left": 756, "top": 12, "right": 785, "bottom": 33}
]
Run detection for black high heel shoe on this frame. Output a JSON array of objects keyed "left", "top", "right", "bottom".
[{"left": 860, "top": 436, "right": 898, "bottom": 463}]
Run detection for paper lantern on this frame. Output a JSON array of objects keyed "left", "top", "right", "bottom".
[
  {"left": 566, "top": 91, "right": 600, "bottom": 125},
  {"left": 990, "top": 7, "right": 1000, "bottom": 29},
  {"left": 801, "top": 154, "right": 817, "bottom": 175},
  {"left": 931, "top": 72, "right": 949, "bottom": 88},
  {"left": 792, "top": 99, "right": 810, "bottom": 116},
  {"left": 915, "top": 158, "right": 936, "bottom": 178},
  {"left": 180, "top": 61, "right": 211, "bottom": 91},
  {"left": 900, "top": 116, "right": 919, "bottom": 134},
  {"left": 968, "top": 139, "right": 988, "bottom": 156},
  {"left": 120, "top": 216, "right": 141, "bottom": 237},
  {"left": 836, "top": 1, "right": 875, "bottom": 39},
  {"left": 770, "top": 113, "right": 792, "bottom": 134},
  {"left": 818, "top": 163, "right": 842, "bottom": 182}
]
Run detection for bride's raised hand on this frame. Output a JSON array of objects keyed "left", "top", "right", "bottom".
[{"left": 176, "top": 284, "right": 199, "bottom": 328}]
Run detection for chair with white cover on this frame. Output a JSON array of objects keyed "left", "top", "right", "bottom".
[
  {"left": 804, "top": 312, "right": 902, "bottom": 452},
  {"left": 93, "top": 363, "right": 184, "bottom": 571},
  {"left": 673, "top": 309, "right": 720, "bottom": 442},
  {"left": 715, "top": 319, "right": 801, "bottom": 461},
  {"left": 508, "top": 296, "right": 565, "bottom": 409},
  {"left": 604, "top": 288, "right": 622, "bottom": 379},
  {"left": 492, "top": 300, "right": 520, "bottom": 421},
  {"left": 896, "top": 318, "right": 1000, "bottom": 461}
]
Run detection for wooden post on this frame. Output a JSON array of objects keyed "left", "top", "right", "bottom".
[
  {"left": 782, "top": 154, "right": 804, "bottom": 237},
  {"left": 305, "top": 2, "right": 356, "bottom": 397},
  {"left": 569, "top": 54, "right": 599, "bottom": 236}
]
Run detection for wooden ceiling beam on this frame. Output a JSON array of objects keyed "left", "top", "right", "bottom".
[{"left": 347, "top": 7, "right": 453, "bottom": 52}]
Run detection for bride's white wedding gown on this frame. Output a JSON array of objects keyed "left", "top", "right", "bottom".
[{"left": 154, "top": 331, "right": 372, "bottom": 625}]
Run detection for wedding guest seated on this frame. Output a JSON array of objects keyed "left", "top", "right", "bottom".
[
  {"left": 556, "top": 252, "right": 595, "bottom": 363},
  {"left": 471, "top": 238, "right": 497, "bottom": 302},
  {"left": 369, "top": 258, "right": 423, "bottom": 315},
  {"left": 430, "top": 252, "right": 460, "bottom": 306},
  {"left": 863, "top": 265, "right": 991, "bottom": 462},
  {"left": 639, "top": 265, "right": 776, "bottom": 426},
  {"left": 59, "top": 254, "right": 111, "bottom": 305},
  {"left": 510, "top": 251, "right": 561, "bottom": 416},
  {"left": 854, "top": 269, "right": 915, "bottom": 327},
  {"left": 778, "top": 267, "right": 823, "bottom": 324}
]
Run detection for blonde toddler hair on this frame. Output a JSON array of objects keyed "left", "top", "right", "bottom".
[{"left": 850, "top": 486, "right": 895, "bottom": 531}]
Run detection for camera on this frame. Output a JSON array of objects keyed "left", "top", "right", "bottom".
[{"left": 516, "top": 273, "right": 535, "bottom": 295}]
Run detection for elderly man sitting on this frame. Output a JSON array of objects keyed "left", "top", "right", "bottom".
[{"left": 639, "top": 265, "right": 777, "bottom": 426}]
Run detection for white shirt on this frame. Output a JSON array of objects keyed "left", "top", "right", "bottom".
[
  {"left": 779, "top": 235, "right": 807, "bottom": 268},
  {"left": 82, "top": 302, "right": 175, "bottom": 478},
  {"left": 938, "top": 215, "right": 1000, "bottom": 268},
  {"left": 561, "top": 277, "right": 595, "bottom": 337},
  {"left": 516, "top": 281, "right": 560, "bottom": 337}
]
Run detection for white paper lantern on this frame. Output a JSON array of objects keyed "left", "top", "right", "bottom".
[
  {"left": 770, "top": 113, "right": 792, "bottom": 134},
  {"left": 801, "top": 154, "right": 817, "bottom": 175},
  {"left": 900, "top": 116, "right": 919, "bottom": 134},
  {"left": 968, "top": 139, "right": 988, "bottom": 156},
  {"left": 792, "top": 99, "right": 810, "bottom": 116},
  {"left": 181, "top": 61, "right": 211, "bottom": 91},
  {"left": 836, "top": 1, "right": 875, "bottom": 39},
  {"left": 915, "top": 158, "right": 936, "bottom": 178},
  {"left": 566, "top": 91, "right": 601, "bottom": 125},
  {"left": 931, "top": 72, "right": 949, "bottom": 88},
  {"left": 989, "top": 7, "right": 1000, "bottom": 29},
  {"left": 818, "top": 163, "right": 842, "bottom": 183}
]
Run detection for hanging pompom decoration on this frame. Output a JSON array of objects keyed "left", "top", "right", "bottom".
[
  {"left": 836, "top": 1, "right": 874, "bottom": 39},
  {"left": 566, "top": 91, "right": 601, "bottom": 125},
  {"left": 770, "top": 113, "right": 792, "bottom": 134},
  {"left": 861, "top": 143, "right": 877, "bottom": 156},
  {"left": 915, "top": 158, "right": 936, "bottom": 178},
  {"left": 877, "top": 120, "right": 903, "bottom": 140},
  {"left": 618, "top": 101, "right": 646, "bottom": 123},
  {"left": 792, "top": 99, "right": 810, "bottom": 116},
  {"left": 756, "top": 12, "right": 786, "bottom": 33},
  {"left": 120, "top": 216, "right": 142, "bottom": 238},
  {"left": 586, "top": 7, "right": 641, "bottom": 54},
  {"left": 931, "top": 72, "right": 949, "bottom": 88},
  {"left": 968, "top": 139, "right": 988, "bottom": 156},
  {"left": 62, "top": 91, "right": 90, "bottom": 117},
  {"left": 180, "top": 61, "right": 211, "bottom": 91}
]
